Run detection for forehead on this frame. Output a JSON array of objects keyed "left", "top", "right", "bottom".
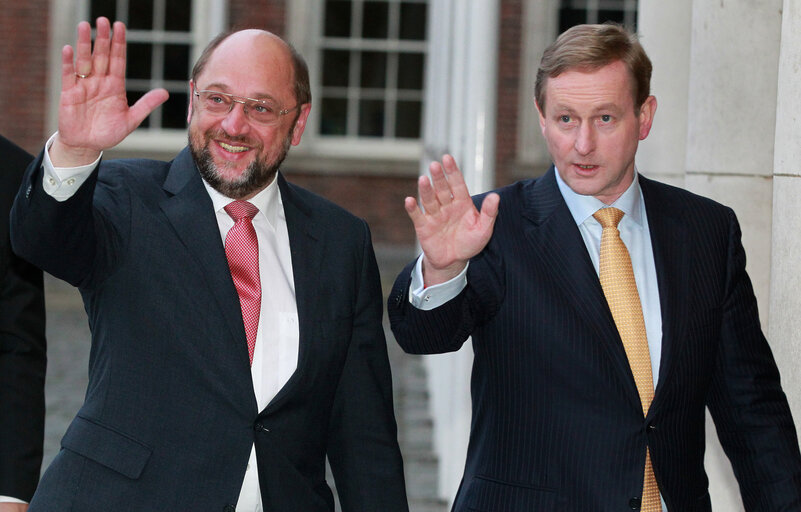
[
  {"left": 544, "top": 61, "right": 635, "bottom": 112},
  {"left": 196, "top": 31, "right": 295, "bottom": 100}
]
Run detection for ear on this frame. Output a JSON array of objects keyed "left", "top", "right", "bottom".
[
  {"left": 187, "top": 80, "right": 196, "bottom": 124},
  {"left": 637, "top": 95, "right": 657, "bottom": 140},
  {"left": 290, "top": 103, "right": 312, "bottom": 146}
]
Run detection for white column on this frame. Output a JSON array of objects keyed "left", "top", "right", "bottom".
[
  {"left": 419, "top": 0, "right": 500, "bottom": 503},
  {"left": 683, "top": 1, "right": 783, "bottom": 510},
  {"left": 768, "top": 0, "right": 801, "bottom": 437},
  {"left": 635, "top": 0, "right": 692, "bottom": 187}
]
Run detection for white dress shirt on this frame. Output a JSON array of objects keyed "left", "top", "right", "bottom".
[{"left": 39, "top": 134, "right": 299, "bottom": 512}]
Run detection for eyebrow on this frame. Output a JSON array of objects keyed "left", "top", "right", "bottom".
[{"left": 201, "top": 83, "right": 279, "bottom": 102}]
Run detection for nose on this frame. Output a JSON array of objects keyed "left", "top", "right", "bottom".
[
  {"left": 220, "top": 100, "right": 250, "bottom": 135},
  {"left": 574, "top": 122, "right": 595, "bottom": 155}
]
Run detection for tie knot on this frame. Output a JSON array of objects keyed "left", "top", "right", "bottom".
[
  {"left": 593, "top": 207, "right": 624, "bottom": 228},
  {"left": 225, "top": 201, "right": 259, "bottom": 222}
]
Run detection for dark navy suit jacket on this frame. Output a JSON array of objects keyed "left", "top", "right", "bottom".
[
  {"left": 0, "top": 135, "right": 46, "bottom": 503},
  {"left": 389, "top": 167, "right": 801, "bottom": 511},
  {"left": 11, "top": 147, "right": 408, "bottom": 511}
]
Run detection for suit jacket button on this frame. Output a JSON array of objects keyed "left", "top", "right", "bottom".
[
  {"left": 629, "top": 496, "right": 641, "bottom": 509},
  {"left": 223, "top": 505, "right": 236, "bottom": 512}
]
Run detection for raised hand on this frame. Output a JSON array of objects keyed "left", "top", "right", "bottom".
[
  {"left": 405, "top": 154, "right": 499, "bottom": 286},
  {"left": 51, "top": 17, "right": 169, "bottom": 167}
]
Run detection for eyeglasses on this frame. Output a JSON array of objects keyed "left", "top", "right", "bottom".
[{"left": 193, "top": 89, "right": 299, "bottom": 125}]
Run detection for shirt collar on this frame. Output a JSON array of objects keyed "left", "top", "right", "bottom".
[
  {"left": 202, "top": 172, "right": 280, "bottom": 230},
  {"left": 554, "top": 167, "right": 644, "bottom": 228}
]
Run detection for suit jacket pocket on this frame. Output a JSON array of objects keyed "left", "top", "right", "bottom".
[
  {"left": 61, "top": 415, "right": 152, "bottom": 479},
  {"left": 464, "top": 475, "right": 558, "bottom": 511}
]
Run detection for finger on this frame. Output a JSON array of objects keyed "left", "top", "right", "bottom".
[
  {"left": 92, "top": 17, "right": 112, "bottom": 76},
  {"left": 108, "top": 21, "right": 128, "bottom": 78},
  {"left": 127, "top": 88, "right": 170, "bottom": 130},
  {"left": 478, "top": 192, "right": 500, "bottom": 227},
  {"left": 74, "top": 21, "right": 93, "bottom": 77},
  {"left": 61, "top": 45, "right": 77, "bottom": 90},
  {"left": 404, "top": 196, "right": 424, "bottom": 225},
  {"left": 441, "top": 154, "right": 471, "bottom": 201},
  {"left": 429, "top": 160, "right": 454, "bottom": 206},
  {"left": 417, "top": 174, "right": 440, "bottom": 215}
]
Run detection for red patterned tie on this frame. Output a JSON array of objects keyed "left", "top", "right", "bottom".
[{"left": 224, "top": 201, "right": 260, "bottom": 365}]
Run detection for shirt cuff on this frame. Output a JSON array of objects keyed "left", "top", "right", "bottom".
[
  {"left": 0, "top": 495, "right": 27, "bottom": 504},
  {"left": 409, "top": 255, "right": 468, "bottom": 310},
  {"left": 42, "top": 132, "right": 101, "bottom": 201}
]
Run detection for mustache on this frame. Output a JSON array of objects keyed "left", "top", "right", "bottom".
[{"left": 205, "top": 129, "right": 260, "bottom": 147}]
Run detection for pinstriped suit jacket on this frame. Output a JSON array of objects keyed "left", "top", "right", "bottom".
[{"left": 389, "top": 167, "right": 801, "bottom": 511}]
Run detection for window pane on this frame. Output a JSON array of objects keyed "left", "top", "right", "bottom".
[
  {"left": 598, "top": 10, "right": 627, "bottom": 24},
  {"left": 362, "top": 1, "right": 389, "bottom": 39},
  {"left": 162, "top": 92, "right": 189, "bottom": 129},
  {"left": 395, "top": 100, "right": 421, "bottom": 138},
  {"left": 360, "top": 51, "right": 387, "bottom": 89},
  {"left": 128, "top": 0, "right": 154, "bottom": 30},
  {"left": 321, "top": 98, "right": 348, "bottom": 135},
  {"left": 358, "top": 99, "right": 385, "bottom": 136},
  {"left": 558, "top": 8, "right": 586, "bottom": 33},
  {"left": 399, "top": 3, "right": 427, "bottom": 40},
  {"left": 325, "top": 0, "right": 352, "bottom": 37},
  {"left": 322, "top": 50, "right": 350, "bottom": 87},
  {"left": 164, "top": 44, "right": 190, "bottom": 81},
  {"left": 90, "top": 0, "right": 116, "bottom": 21},
  {"left": 127, "top": 43, "right": 153, "bottom": 79},
  {"left": 397, "top": 53, "right": 424, "bottom": 90},
  {"left": 166, "top": 0, "right": 192, "bottom": 31}
]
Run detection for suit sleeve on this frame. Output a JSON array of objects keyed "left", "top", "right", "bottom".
[
  {"left": 388, "top": 233, "right": 506, "bottom": 355},
  {"left": 0, "top": 137, "right": 46, "bottom": 502},
  {"left": 325, "top": 221, "right": 409, "bottom": 512},
  {"left": 706, "top": 209, "right": 801, "bottom": 509}
]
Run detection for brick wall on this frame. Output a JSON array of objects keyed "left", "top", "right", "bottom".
[
  {"left": 0, "top": 1, "right": 50, "bottom": 153},
  {"left": 495, "top": 0, "right": 523, "bottom": 188}
]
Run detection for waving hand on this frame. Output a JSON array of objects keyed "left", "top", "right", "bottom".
[
  {"left": 51, "top": 17, "right": 169, "bottom": 167},
  {"left": 405, "top": 155, "right": 500, "bottom": 286}
]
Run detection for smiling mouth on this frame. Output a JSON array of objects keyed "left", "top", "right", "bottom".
[{"left": 218, "top": 141, "right": 250, "bottom": 153}]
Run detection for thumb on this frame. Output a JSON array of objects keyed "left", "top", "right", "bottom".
[{"left": 127, "top": 88, "right": 170, "bottom": 129}]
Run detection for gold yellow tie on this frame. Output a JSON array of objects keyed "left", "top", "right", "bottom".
[{"left": 593, "top": 207, "right": 661, "bottom": 512}]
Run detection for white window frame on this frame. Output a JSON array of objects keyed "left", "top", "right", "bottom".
[
  {"left": 47, "top": 0, "right": 227, "bottom": 157},
  {"left": 288, "top": 0, "right": 425, "bottom": 168}
]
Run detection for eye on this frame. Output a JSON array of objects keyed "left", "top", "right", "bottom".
[
  {"left": 600, "top": 114, "right": 612, "bottom": 123},
  {"left": 559, "top": 115, "right": 571, "bottom": 123},
  {"left": 251, "top": 103, "right": 275, "bottom": 114},
  {"left": 207, "top": 94, "right": 226, "bottom": 104}
]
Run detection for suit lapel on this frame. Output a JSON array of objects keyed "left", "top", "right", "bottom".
[
  {"left": 159, "top": 149, "right": 254, "bottom": 375},
  {"left": 521, "top": 168, "right": 642, "bottom": 409},
  {"left": 639, "top": 176, "right": 689, "bottom": 407},
  {"left": 260, "top": 174, "right": 324, "bottom": 413}
]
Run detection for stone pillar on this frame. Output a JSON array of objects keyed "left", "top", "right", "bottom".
[
  {"left": 768, "top": 0, "right": 801, "bottom": 437},
  {"left": 419, "top": 0, "right": 500, "bottom": 504},
  {"left": 683, "top": 1, "right": 783, "bottom": 509},
  {"left": 635, "top": 0, "right": 692, "bottom": 187}
]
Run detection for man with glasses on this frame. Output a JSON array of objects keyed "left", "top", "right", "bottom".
[{"left": 11, "top": 17, "right": 408, "bottom": 512}]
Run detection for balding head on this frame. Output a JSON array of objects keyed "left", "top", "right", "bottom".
[{"left": 191, "top": 29, "right": 311, "bottom": 107}]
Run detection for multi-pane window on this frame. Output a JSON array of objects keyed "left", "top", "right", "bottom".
[
  {"left": 88, "top": 0, "right": 194, "bottom": 130},
  {"left": 558, "top": 0, "right": 637, "bottom": 32},
  {"left": 318, "top": 0, "right": 427, "bottom": 140}
]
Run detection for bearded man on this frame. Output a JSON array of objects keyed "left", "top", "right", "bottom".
[{"left": 10, "top": 17, "right": 408, "bottom": 512}]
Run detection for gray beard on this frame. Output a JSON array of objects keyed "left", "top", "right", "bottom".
[{"left": 190, "top": 133, "right": 291, "bottom": 199}]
